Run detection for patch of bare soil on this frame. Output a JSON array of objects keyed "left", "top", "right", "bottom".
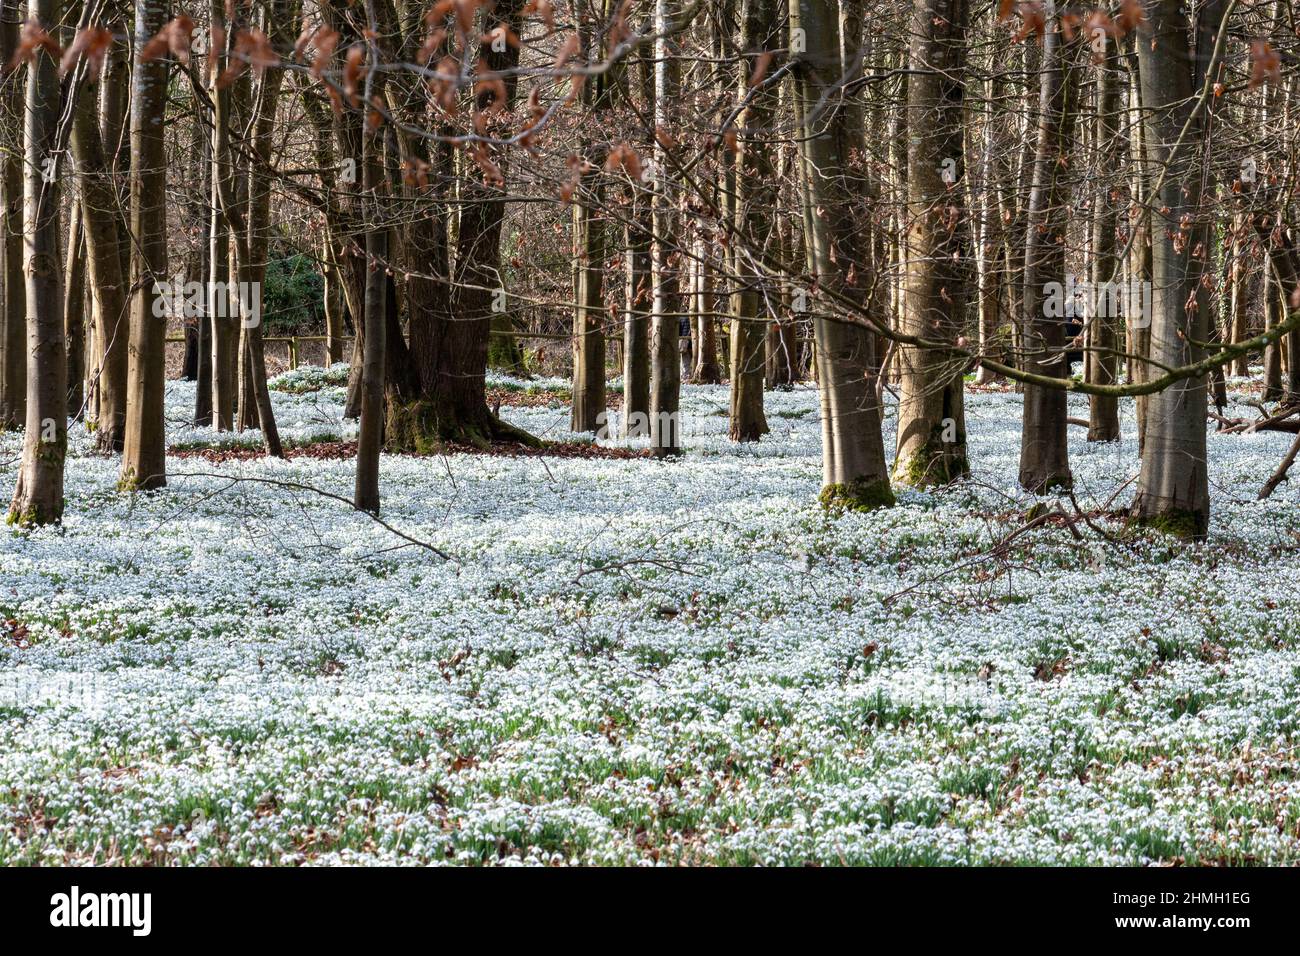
[{"left": 487, "top": 387, "right": 624, "bottom": 410}]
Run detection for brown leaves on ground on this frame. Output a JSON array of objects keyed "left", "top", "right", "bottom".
[
  {"left": 4, "top": 618, "right": 31, "bottom": 650},
  {"left": 1034, "top": 655, "right": 1071, "bottom": 682}
]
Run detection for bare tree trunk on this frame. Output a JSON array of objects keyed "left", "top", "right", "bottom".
[
  {"left": 1263, "top": 264, "right": 1285, "bottom": 402},
  {"left": 354, "top": 38, "right": 386, "bottom": 513},
  {"left": 895, "top": 0, "right": 970, "bottom": 487},
  {"left": 570, "top": 9, "right": 609, "bottom": 435},
  {"left": 298, "top": 63, "right": 352, "bottom": 373},
  {"left": 1087, "top": 33, "right": 1121, "bottom": 442},
  {"left": 207, "top": 0, "right": 236, "bottom": 430},
  {"left": 71, "top": 29, "right": 129, "bottom": 451},
  {"left": 623, "top": 195, "right": 652, "bottom": 436},
  {"left": 323, "top": 250, "right": 346, "bottom": 365},
  {"left": 1226, "top": 220, "right": 1250, "bottom": 378},
  {"left": 691, "top": 243, "right": 722, "bottom": 383},
  {"left": 382, "top": 0, "right": 535, "bottom": 449},
  {"left": 571, "top": 179, "right": 607, "bottom": 432},
  {"left": 1018, "top": 5, "right": 1078, "bottom": 494},
  {"left": 0, "top": 4, "right": 25, "bottom": 431},
  {"left": 791, "top": 0, "right": 893, "bottom": 509},
  {"left": 729, "top": 0, "right": 776, "bottom": 442},
  {"left": 973, "top": 71, "right": 1004, "bottom": 386},
  {"left": 1126, "top": 45, "right": 1152, "bottom": 450},
  {"left": 650, "top": 0, "right": 682, "bottom": 456},
  {"left": 121, "top": 0, "right": 171, "bottom": 491},
  {"left": 1130, "top": 0, "right": 1211, "bottom": 538},
  {"left": 64, "top": 204, "right": 86, "bottom": 419},
  {"left": 767, "top": 171, "right": 798, "bottom": 388},
  {"left": 191, "top": 108, "right": 212, "bottom": 426},
  {"left": 9, "top": 0, "right": 66, "bottom": 525},
  {"left": 238, "top": 2, "right": 288, "bottom": 455}
]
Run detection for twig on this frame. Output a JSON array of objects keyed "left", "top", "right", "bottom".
[
  {"left": 171, "top": 471, "right": 452, "bottom": 560},
  {"left": 1259, "top": 431, "right": 1300, "bottom": 500}
]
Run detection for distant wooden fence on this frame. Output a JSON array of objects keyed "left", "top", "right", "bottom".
[{"left": 167, "top": 334, "right": 353, "bottom": 371}]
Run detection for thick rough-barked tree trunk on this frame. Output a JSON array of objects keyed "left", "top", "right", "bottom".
[
  {"left": 649, "top": 0, "right": 682, "bottom": 456},
  {"left": 382, "top": 0, "right": 536, "bottom": 450},
  {"left": 0, "top": 4, "right": 25, "bottom": 431},
  {"left": 120, "top": 0, "right": 171, "bottom": 491},
  {"left": 791, "top": 0, "right": 893, "bottom": 509},
  {"left": 1018, "top": 6, "right": 1078, "bottom": 494},
  {"left": 727, "top": 0, "right": 775, "bottom": 443},
  {"left": 9, "top": 0, "right": 65, "bottom": 526},
  {"left": 895, "top": 0, "right": 970, "bottom": 487},
  {"left": 1129, "top": 0, "right": 1211, "bottom": 538}
]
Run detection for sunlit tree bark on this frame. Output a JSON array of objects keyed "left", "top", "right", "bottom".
[
  {"left": 791, "top": 0, "right": 893, "bottom": 509},
  {"left": 894, "top": 0, "right": 970, "bottom": 487},
  {"left": 9, "top": 0, "right": 66, "bottom": 525}
]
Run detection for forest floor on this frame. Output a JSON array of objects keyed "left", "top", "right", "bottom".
[{"left": 2, "top": 366, "right": 1300, "bottom": 864}]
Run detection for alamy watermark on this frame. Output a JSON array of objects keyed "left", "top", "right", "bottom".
[
  {"left": 152, "top": 276, "right": 262, "bottom": 328},
  {"left": 1043, "top": 274, "right": 1152, "bottom": 328},
  {"left": 50, "top": 886, "right": 151, "bottom": 936}
]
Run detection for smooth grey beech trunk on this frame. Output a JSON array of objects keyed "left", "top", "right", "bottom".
[
  {"left": 895, "top": 0, "right": 970, "bottom": 487},
  {"left": 237, "top": 2, "right": 288, "bottom": 456},
  {"left": 1018, "top": 5, "right": 1078, "bottom": 494},
  {"left": 791, "top": 0, "right": 893, "bottom": 509},
  {"left": 120, "top": 0, "right": 171, "bottom": 491},
  {"left": 71, "top": 32, "right": 130, "bottom": 452},
  {"left": 0, "top": 4, "right": 25, "bottom": 431},
  {"left": 1129, "top": 0, "right": 1211, "bottom": 539},
  {"left": 9, "top": 0, "right": 66, "bottom": 525},
  {"left": 1087, "top": 35, "right": 1122, "bottom": 443},
  {"left": 354, "top": 102, "right": 386, "bottom": 514},
  {"left": 569, "top": 15, "right": 609, "bottom": 435},
  {"left": 650, "top": 0, "right": 682, "bottom": 457},
  {"left": 623, "top": 196, "right": 652, "bottom": 438},
  {"left": 728, "top": 0, "right": 776, "bottom": 444},
  {"left": 206, "top": 0, "right": 235, "bottom": 430}
]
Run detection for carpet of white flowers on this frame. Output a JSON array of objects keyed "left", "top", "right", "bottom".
[{"left": 2, "top": 365, "right": 1300, "bottom": 865}]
